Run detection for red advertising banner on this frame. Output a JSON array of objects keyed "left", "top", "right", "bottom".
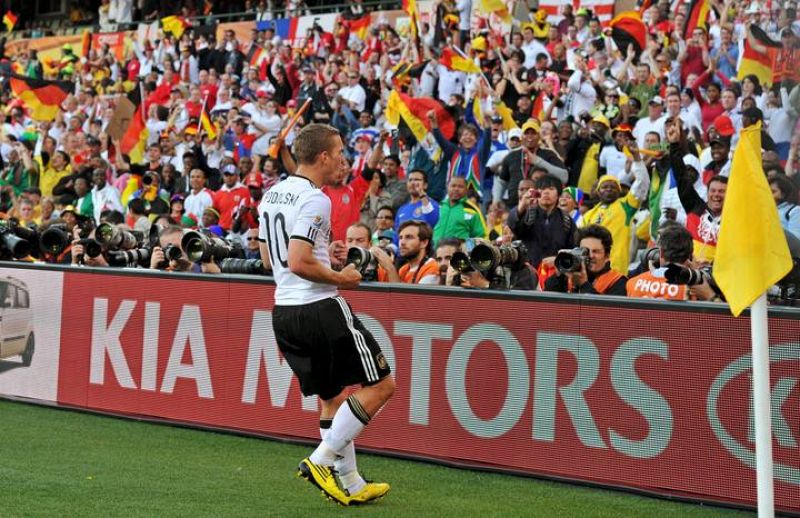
[{"left": 32, "top": 269, "right": 799, "bottom": 513}]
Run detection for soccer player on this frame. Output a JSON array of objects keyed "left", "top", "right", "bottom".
[{"left": 258, "top": 123, "right": 395, "bottom": 506}]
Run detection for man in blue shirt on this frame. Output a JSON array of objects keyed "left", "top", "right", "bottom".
[{"left": 395, "top": 169, "right": 440, "bottom": 232}]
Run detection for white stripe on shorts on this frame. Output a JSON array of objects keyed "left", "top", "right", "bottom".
[{"left": 334, "top": 296, "right": 378, "bottom": 382}]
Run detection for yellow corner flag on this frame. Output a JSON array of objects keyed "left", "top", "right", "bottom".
[{"left": 712, "top": 122, "right": 793, "bottom": 316}]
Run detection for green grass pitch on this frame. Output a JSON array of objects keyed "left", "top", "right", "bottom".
[{"left": 0, "top": 400, "right": 752, "bottom": 517}]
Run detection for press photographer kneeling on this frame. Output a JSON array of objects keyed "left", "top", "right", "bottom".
[{"left": 544, "top": 225, "right": 627, "bottom": 296}]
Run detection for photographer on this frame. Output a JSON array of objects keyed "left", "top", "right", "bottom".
[
  {"left": 545, "top": 225, "right": 627, "bottom": 295},
  {"left": 627, "top": 222, "right": 696, "bottom": 300},
  {"left": 344, "top": 223, "right": 398, "bottom": 282},
  {"left": 443, "top": 237, "right": 538, "bottom": 290},
  {"left": 150, "top": 225, "right": 221, "bottom": 274}
]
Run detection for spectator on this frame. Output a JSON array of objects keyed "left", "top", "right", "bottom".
[
  {"left": 395, "top": 170, "right": 439, "bottom": 232},
  {"left": 433, "top": 176, "right": 488, "bottom": 244}
]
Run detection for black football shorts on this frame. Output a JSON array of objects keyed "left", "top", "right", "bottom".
[{"left": 272, "top": 296, "right": 391, "bottom": 400}]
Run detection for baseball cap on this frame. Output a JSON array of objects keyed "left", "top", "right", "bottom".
[
  {"left": 508, "top": 128, "right": 523, "bottom": 140},
  {"left": 491, "top": 115, "right": 503, "bottom": 124},
  {"left": 712, "top": 114, "right": 735, "bottom": 137},
  {"left": 649, "top": 95, "right": 664, "bottom": 106},
  {"left": 256, "top": 89, "right": 270, "bottom": 98},
  {"left": 521, "top": 119, "right": 540, "bottom": 133},
  {"left": 203, "top": 207, "right": 221, "bottom": 219},
  {"left": 222, "top": 164, "right": 239, "bottom": 175},
  {"left": 376, "top": 229, "right": 396, "bottom": 242},
  {"left": 710, "top": 135, "right": 732, "bottom": 147}
]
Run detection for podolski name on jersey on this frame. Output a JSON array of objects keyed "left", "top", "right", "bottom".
[{"left": 262, "top": 191, "right": 300, "bottom": 206}]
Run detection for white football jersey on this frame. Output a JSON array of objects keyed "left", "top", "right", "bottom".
[{"left": 258, "top": 175, "right": 337, "bottom": 305}]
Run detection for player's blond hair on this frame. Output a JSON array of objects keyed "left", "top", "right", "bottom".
[{"left": 293, "top": 124, "right": 341, "bottom": 165}]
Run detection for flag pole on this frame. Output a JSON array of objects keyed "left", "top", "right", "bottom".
[
  {"left": 750, "top": 292, "right": 774, "bottom": 517},
  {"left": 198, "top": 93, "right": 208, "bottom": 133}
]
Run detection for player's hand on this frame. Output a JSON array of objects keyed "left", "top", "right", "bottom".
[
  {"left": 328, "top": 240, "right": 347, "bottom": 268},
  {"left": 338, "top": 263, "right": 362, "bottom": 289}
]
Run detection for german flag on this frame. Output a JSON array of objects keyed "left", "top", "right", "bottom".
[
  {"left": 3, "top": 11, "right": 17, "bottom": 33},
  {"left": 683, "top": 0, "right": 710, "bottom": 40},
  {"left": 119, "top": 87, "right": 149, "bottom": 164},
  {"left": 609, "top": 11, "right": 647, "bottom": 58},
  {"left": 402, "top": 0, "right": 419, "bottom": 42},
  {"left": 738, "top": 25, "right": 780, "bottom": 87},
  {"left": 200, "top": 107, "right": 217, "bottom": 140},
  {"left": 9, "top": 74, "right": 72, "bottom": 121},
  {"left": 440, "top": 47, "right": 482, "bottom": 73},
  {"left": 349, "top": 14, "right": 371, "bottom": 41},
  {"left": 386, "top": 90, "right": 456, "bottom": 143},
  {"left": 161, "top": 15, "right": 191, "bottom": 39}
]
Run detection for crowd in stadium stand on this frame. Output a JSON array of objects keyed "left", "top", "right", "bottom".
[{"left": 0, "top": 0, "right": 797, "bottom": 302}]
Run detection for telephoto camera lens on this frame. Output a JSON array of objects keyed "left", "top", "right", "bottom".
[
  {"left": 469, "top": 242, "right": 527, "bottom": 272},
  {"left": 554, "top": 247, "right": 589, "bottom": 274},
  {"left": 220, "top": 258, "right": 266, "bottom": 275},
  {"left": 345, "top": 247, "right": 374, "bottom": 271},
  {"left": 107, "top": 248, "right": 152, "bottom": 267},
  {"left": 449, "top": 251, "right": 473, "bottom": 273},
  {"left": 96, "top": 223, "right": 140, "bottom": 250},
  {"left": 180, "top": 230, "right": 234, "bottom": 262},
  {"left": 39, "top": 224, "right": 71, "bottom": 255},
  {"left": 0, "top": 226, "right": 31, "bottom": 259}
]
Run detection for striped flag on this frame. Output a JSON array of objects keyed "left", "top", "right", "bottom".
[
  {"left": 9, "top": 75, "right": 72, "bottom": 121},
  {"left": 439, "top": 47, "right": 481, "bottom": 73},
  {"left": 385, "top": 90, "right": 456, "bottom": 143},
  {"left": 161, "top": 15, "right": 191, "bottom": 38},
  {"left": 609, "top": 11, "right": 648, "bottom": 58},
  {"left": 683, "top": 0, "right": 710, "bottom": 39},
  {"left": 119, "top": 87, "right": 149, "bottom": 164},
  {"left": 3, "top": 11, "right": 17, "bottom": 33},
  {"left": 738, "top": 25, "right": 780, "bottom": 87},
  {"left": 349, "top": 14, "right": 371, "bottom": 41},
  {"left": 200, "top": 107, "right": 217, "bottom": 140}
]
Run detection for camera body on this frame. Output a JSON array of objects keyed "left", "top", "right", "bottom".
[
  {"left": 554, "top": 247, "right": 589, "bottom": 274},
  {"left": 664, "top": 263, "right": 712, "bottom": 286}
]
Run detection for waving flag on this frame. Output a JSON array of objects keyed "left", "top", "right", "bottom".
[
  {"left": 439, "top": 47, "right": 482, "bottom": 74},
  {"left": 3, "top": 11, "right": 17, "bottom": 33},
  {"left": 161, "top": 16, "right": 191, "bottom": 38},
  {"left": 349, "top": 14, "right": 371, "bottom": 40},
  {"left": 200, "top": 107, "right": 217, "bottom": 140},
  {"left": 739, "top": 25, "right": 780, "bottom": 87},
  {"left": 683, "top": 0, "right": 710, "bottom": 39},
  {"left": 9, "top": 75, "right": 72, "bottom": 121},
  {"left": 609, "top": 11, "right": 648, "bottom": 57},
  {"left": 478, "top": 0, "right": 511, "bottom": 23},
  {"left": 119, "top": 87, "right": 149, "bottom": 164},
  {"left": 386, "top": 91, "right": 456, "bottom": 143}
]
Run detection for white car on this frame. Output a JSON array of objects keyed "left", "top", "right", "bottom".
[{"left": 0, "top": 277, "right": 34, "bottom": 366}]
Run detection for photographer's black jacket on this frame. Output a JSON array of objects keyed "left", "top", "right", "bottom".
[{"left": 507, "top": 205, "right": 575, "bottom": 268}]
